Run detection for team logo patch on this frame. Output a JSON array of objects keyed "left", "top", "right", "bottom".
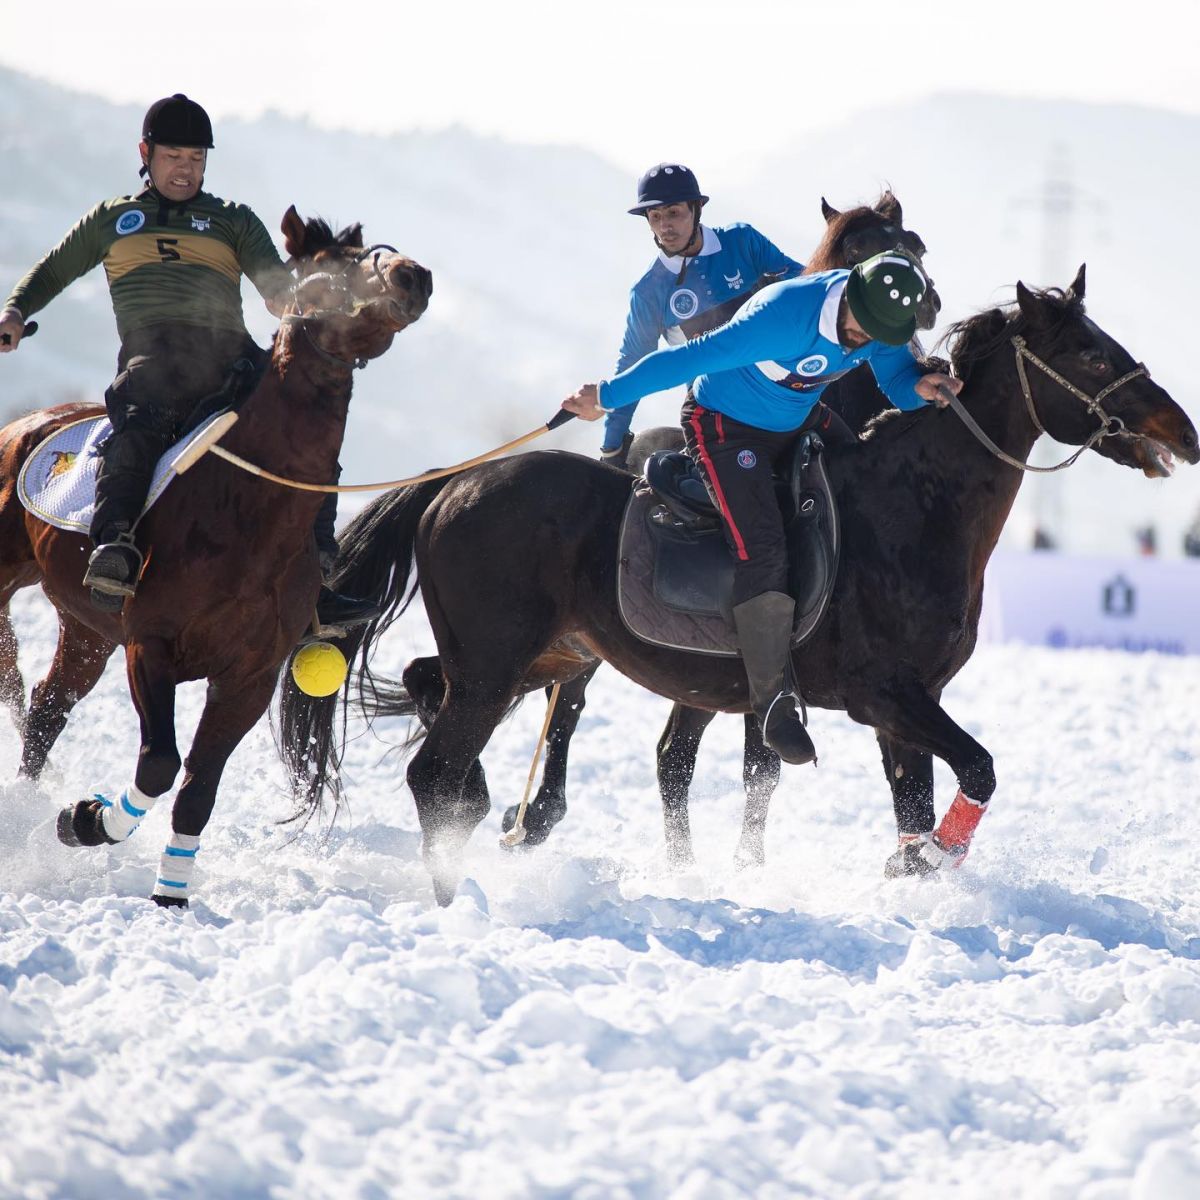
[
  {"left": 190, "top": 215, "right": 211, "bottom": 232},
  {"left": 47, "top": 451, "right": 76, "bottom": 481},
  {"left": 115, "top": 210, "right": 145, "bottom": 236},
  {"left": 796, "top": 354, "right": 828, "bottom": 376},
  {"left": 737, "top": 449, "right": 757, "bottom": 469},
  {"left": 669, "top": 288, "right": 699, "bottom": 319},
  {"left": 724, "top": 270, "right": 744, "bottom": 290}
]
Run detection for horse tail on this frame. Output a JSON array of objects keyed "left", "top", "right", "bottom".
[{"left": 276, "top": 476, "right": 453, "bottom": 822}]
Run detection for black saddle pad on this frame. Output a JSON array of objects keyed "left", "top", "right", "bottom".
[{"left": 617, "top": 435, "right": 840, "bottom": 657}]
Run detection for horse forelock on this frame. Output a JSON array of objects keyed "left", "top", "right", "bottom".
[{"left": 300, "top": 217, "right": 366, "bottom": 256}]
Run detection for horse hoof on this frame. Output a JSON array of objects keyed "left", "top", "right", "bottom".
[
  {"left": 432, "top": 876, "right": 457, "bottom": 908},
  {"left": 152, "top": 894, "right": 188, "bottom": 910},
  {"left": 883, "top": 839, "right": 939, "bottom": 879},
  {"left": 56, "top": 800, "right": 117, "bottom": 848}
]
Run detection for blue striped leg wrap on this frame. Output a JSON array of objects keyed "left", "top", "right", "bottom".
[
  {"left": 99, "top": 782, "right": 158, "bottom": 842},
  {"left": 152, "top": 834, "right": 200, "bottom": 899}
]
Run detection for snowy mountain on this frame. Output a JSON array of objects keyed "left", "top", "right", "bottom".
[{"left": 2, "top": 69, "right": 1198, "bottom": 550}]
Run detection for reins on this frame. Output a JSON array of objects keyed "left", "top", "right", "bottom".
[{"left": 941, "top": 336, "right": 1148, "bottom": 474}]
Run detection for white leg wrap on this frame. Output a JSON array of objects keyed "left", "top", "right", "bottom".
[
  {"left": 99, "top": 782, "right": 159, "bottom": 843},
  {"left": 152, "top": 834, "right": 201, "bottom": 901}
]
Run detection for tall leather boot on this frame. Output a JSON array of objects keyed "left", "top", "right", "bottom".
[{"left": 732, "top": 590, "right": 817, "bottom": 766}]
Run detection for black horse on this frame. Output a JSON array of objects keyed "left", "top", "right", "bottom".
[
  {"left": 280, "top": 267, "right": 1196, "bottom": 904},
  {"left": 395, "top": 192, "right": 943, "bottom": 865}
]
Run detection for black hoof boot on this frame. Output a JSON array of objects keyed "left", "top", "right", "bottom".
[
  {"left": 315, "top": 586, "right": 381, "bottom": 629},
  {"left": 884, "top": 836, "right": 939, "bottom": 879},
  {"left": 152, "top": 893, "right": 189, "bottom": 910},
  {"left": 56, "top": 799, "right": 118, "bottom": 848}
]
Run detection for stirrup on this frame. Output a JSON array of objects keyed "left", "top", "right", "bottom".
[
  {"left": 760, "top": 692, "right": 818, "bottom": 766},
  {"left": 83, "top": 535, "right": 143, "bottom": 600}
]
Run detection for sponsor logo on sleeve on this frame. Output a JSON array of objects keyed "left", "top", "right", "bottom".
[{"left": 115, "top": 210, "right": 146, "bottom": 236}]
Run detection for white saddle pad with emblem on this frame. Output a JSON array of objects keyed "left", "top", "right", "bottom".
[{"left": 17, "top": 410, "right": 232, "bottom": 534}]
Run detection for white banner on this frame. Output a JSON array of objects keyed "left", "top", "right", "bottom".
[{"left": 980, "top": 551, "right": 1200, "bottom": 656}]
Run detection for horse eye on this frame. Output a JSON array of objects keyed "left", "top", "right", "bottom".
[{"left": 1083, "top": 352, "right": 1111, "bottom": 374}]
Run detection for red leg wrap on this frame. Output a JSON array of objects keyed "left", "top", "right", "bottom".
[{"left": 933, "top": 789, "right": 988, "bottom": 864}]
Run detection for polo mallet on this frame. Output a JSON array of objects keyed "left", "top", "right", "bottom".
[
  {"left": 0, "top": 319, "right": 38, "bottom": 346},
  {"left": 501, "top": 682, "right": 562, "bottom": 848}
]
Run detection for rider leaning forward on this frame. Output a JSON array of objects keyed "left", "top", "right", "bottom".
[
  {"left": 0, "top": 94, "right": 372, "bottom": 625},
  {"left": 565, "top": 249, "right": 964, "bottom": 765},
  {"left": 602, "top": 162, "right": 804, "bottom": 467}
]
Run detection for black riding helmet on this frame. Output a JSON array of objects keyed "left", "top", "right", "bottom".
[
  {"left": 627, "top": 163, "right": 708, "bottom": 215},
  {"left": 142, "top": 94, "right": 214, "bottom": 149}
]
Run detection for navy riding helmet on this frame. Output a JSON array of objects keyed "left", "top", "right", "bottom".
[
  {"left": 628, "top": 163, "right": 709, "bottom": 215},
  {"left": 142, "top": 94, "right": 214, "bottom": 149}
]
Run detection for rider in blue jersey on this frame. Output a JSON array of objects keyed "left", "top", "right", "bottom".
[
  {"left": 601, "top": 163, "right": 803, "bottom": 466},
  {"left": 565, "top": 252, "right": 963, "bottom": 765}
]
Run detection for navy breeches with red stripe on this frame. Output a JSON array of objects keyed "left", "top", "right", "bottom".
[{"left": 681, "top": 395, "right": 802, "bottom": 607}]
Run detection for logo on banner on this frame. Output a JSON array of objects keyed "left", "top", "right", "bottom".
[
  {"left": 670, "top": 289, "right": 699, "bottom": 319},
  {"left": 1101, "top": 574, "right": 1136, "bottom": 617},
  {"left": 115, "top": 211, "right": 145, "bottom": 235}
]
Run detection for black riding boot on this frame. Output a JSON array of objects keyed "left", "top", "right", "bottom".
[
  {"left": 313, "top": 489, "right": 380, "bottom": 629},
  {"left": 83, "top": 524, "right": 144, "bottom": 604},
  {"left": 732, "top": 590, "right": 817, "bottom": 766}
]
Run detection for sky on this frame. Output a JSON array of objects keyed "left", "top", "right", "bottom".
[{"left": 3, "top": 0, "right": 1198, "bottom": 179}]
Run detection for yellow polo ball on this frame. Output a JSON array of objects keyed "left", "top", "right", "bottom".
[{"left": 290, "top": 642, "right": 348, "bottom": 698}]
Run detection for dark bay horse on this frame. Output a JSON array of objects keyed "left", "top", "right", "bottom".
[
  {"left": 0, "top": 208, "right": 431, "bottom": 905},
  {"left": 397, "top": 192, "right": 942, "bottom": 863},
  {"left": 282, "top": 266, "right": 1197, "bottom": 904}
]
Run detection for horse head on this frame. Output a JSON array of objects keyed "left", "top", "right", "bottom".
[
  {"left": 810, "top": 192, "right": 940, "bottom": 330},
  {"left": 280, "top": 206, "right": 433, "bottom": 365},
  {"left": 955, "top": 266, "right": 1198, "bottom": 478}
]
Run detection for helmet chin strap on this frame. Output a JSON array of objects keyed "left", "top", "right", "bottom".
[{"left": 653, "top": 201, "right": 704, "bottom": 285}]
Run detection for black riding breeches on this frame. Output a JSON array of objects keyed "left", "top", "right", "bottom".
[{"left": 92, "top": 323, "right": 257, "bottom": 545}]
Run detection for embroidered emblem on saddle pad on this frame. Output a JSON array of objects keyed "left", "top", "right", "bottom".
[
  {"left": 17, "top": 410, "right": 233, "bottom": 534},
  {"left": 616, "top": 440, "right": 841, "bottom": 657}
]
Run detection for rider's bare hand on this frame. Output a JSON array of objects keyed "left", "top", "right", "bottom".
[
  {"left": 916, "top": 372, "right": 962, "bottom": 408},
  {"left": 563, "top": 383, "right": 604, "bottom": 421},
  {"left": 0, "top": 308, "right": 24, "bottom": 353}
]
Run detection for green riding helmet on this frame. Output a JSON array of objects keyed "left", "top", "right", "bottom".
[{"left": 845, "top": 252, "right": 930, "bottom": 346}]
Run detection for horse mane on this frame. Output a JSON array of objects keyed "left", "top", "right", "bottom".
[
  {"left": 943, "top": 285, "right": 1083, "bottom": 383},
  {"left": 857, "top": 284, "right": 1085, "bottom": 443},
  {"left": 804, "top": 192, "right": 901, "bottom": 273},
  {"left": 302, "top": 217, "right": 365, "bottom": 252}
]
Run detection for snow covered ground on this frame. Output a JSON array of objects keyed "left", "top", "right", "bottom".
[{"left": 1, "top": 585, "right": 1198, "bottom": 1199}]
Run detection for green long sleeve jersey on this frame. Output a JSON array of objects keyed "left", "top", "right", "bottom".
[{"left": 3, "top": 186, "right": 293, "bottom": 340}]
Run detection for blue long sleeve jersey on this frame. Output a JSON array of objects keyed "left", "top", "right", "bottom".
[
  {"left": 599, "top": 270, "right": 927, "bottom": 433},
  {"left": 602, "top": 223, "right": 802, "bottom": 450}
]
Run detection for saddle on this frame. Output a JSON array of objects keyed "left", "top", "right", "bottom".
[{"left": 616, "top": 433, "right": 840, "bottom": 657}]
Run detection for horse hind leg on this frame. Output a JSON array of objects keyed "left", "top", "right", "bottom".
[
  {"left": 0, "top": 602, "right": 27, "bottom": 735},
  {"left": 21, "top": 610, "right": 116, "bottom": 780},
  {"left": 734, "top": 713, "right": 781, "bottom": 869}
]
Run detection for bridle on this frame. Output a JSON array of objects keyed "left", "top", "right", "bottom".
[
  {"left": 943, "top": 335, "right": 1149, "bottom": 474},
  {"left": 282, "top": 243, "right": 402, "bottom": 372}
]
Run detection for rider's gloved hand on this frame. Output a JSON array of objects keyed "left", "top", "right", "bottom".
[
  {"left": 0, "top": 308, "right": 25, "bottom": 352},
  {"left": 600, "top": 431, "right": 635, "bottom": 471}
]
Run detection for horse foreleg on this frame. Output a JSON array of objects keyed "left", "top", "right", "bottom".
[
  {"left": 151, "top": 670, "right": 280, "bottom": 908},
  {"left": 56, "top": 637, "right": 180, "bottom": 849},
  {"left": 875, "top": 731, "right": 938, "bottom": 878},
  {"left": 22, "top": 611, "right": 116, "bottom": 779},
  {"left": 656, "top": 704, "right": 716, "bottom": 867},
  {"left": 502, "top": 664, "right": 599, "bottom": 846},
  {"left": 734, "top": 714, "right": 781, "bottom": 869},
  {"left": 852, "top": 680, "right": 995, "bottom": 876},
  {"left": 407, "top": 676, "right": 515, "bottom": 906}
]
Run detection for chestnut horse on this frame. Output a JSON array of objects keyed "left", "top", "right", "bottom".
[
  {"left": 282, "top": 268, "right": 1195, "bottom": 904},
  {"left": 0, "top": 208, "right": 430, "bottom": 905}
]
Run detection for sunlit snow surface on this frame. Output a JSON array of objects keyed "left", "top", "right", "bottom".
[{"left": 1, "top": 587, "right": 1198, "bottom": 1200}]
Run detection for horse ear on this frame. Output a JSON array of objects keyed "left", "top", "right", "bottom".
[
  {"left": 820, "top": 196, "right": 840, "bottom": 223},
  {"left": 281, "top": 206, "right": 307, "bottom": 258},
  {"left": 1015, "top": 281, "right": 1043, "bottom": 323},
  {"left": 1066, "top": 263, "right": 1086, "bottom": 302},
  {"left": 874, "top": 191, "right": 902, "bottom": 224}
]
